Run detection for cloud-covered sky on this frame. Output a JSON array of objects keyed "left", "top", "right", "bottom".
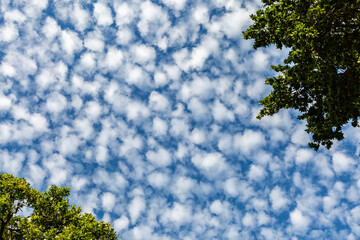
[{"left": 1, "top": 0, "right": 360, "bottom": 239}]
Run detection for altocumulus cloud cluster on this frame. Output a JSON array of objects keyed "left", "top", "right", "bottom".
[{"left": 0, "top": 0, "right": 360, "bottom": 239}]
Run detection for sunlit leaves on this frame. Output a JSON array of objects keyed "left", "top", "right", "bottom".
[
  {"left": 0, "top": 173, "right": 118, "bottom": 240},
  {"left": 243, "top": 0, "right": 360, "bottom": 150}
]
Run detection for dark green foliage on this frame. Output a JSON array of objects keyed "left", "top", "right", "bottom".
[
  {"left": 0, "top": 173, "right": 118, "bottom": 240},
  {"left": 243, "top": 0, "right": 360, "bottom": 150}
]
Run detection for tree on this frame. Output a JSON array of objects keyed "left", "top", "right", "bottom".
[
  {"left": 0, "top": 172, "right": 118, "bottom": 240},
  {"left": 243, "top": 0, "right": 360, "bottom": 150}
]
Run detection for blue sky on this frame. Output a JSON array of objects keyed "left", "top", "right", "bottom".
[{"left": 0, "top": 0, "right": 359, "bottom": 239}]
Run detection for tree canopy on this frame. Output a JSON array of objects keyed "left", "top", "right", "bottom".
[
  {"left": 0, "top": 172, "right": 118, "bottom": 240},
  {"left": 243, "top": 0, "right": 360, "bottom": 150}
]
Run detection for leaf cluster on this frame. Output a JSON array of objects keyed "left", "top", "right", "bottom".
[
  {"left": 0, "top": 173, "right": 118, "bottom": 240},
  {"left": 243, "top": 0, "right": 360, "bottom": 150}
]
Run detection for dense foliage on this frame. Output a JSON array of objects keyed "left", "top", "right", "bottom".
[
  {"left": 243, "top": 0, "right": 360, "bottom": 150},
  {"left": 0, "top": 172, "right": 118, "bottom": 240}
]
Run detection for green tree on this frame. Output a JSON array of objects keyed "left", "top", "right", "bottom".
[
  {"left": 243, "top": 0, "right": 360, "bottom": 150},
  {"left": 0, "top": 172, "right": 118, "bottom": 240}
]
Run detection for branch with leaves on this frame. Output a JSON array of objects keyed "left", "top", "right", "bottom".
[
  {"left": 243, "top": 0, "right": 360, "bottom": 150},
  {"left": 0, "top": 173, "right": 118, "bottom": 240}
]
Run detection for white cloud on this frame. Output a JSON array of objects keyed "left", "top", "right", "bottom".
[
  {"left": 93, "top": 2, "right": 113, "bottom": 26},
  {"left": 131, "top": 44, "right": 156, "bottom": 65},
  {"left": 116, "top": 27, "right": 133, "bottom": 45},
  {"left": 161, "top": 203, "right": 192, "bottom": 226},
  {"left": 26, "top": 0, "right": 48, "bottom": 14},
  {"left": 2, "top": 51, "right": 37, "bottom": 77},
  {"left": 120, "top": 134, "right": 143, "bottom": 156},
  {"left": 28, "top": 164, "right": 46, "bottom": 185},
  {"left": 290, "top": 208, "right": 311, "bottom": 232},
  {"left": 126, "top": 65, "right": 149, "bottom": 87},
  {"left": 104, "top": 47, "right": 124, "bottom": 70},
  {"left": 161, "top": 0, "right": 187, "bottom": 10},
  {"left": 187, "top": 98, "right": 210, "bottom": 122},
  {"left": 246, "top": 79, "right": 267, "bottom": 99},
  {"left": 102, "top": 192, "right": 116, "bottom": 212},
  {"left": 115, "top": 2, "right": 135, "bottom": 26},
  {"left": 42, "top": 17, "right": 61, "bottom": 40},
  {"left": 61, "top": 30, "right": 83, "bottom": 56},
  {"left": 242, "top": 212, "right": 255, "bottom": 227},
  {"left": 0, "top": 62, "right": 16, "bottom": 77},
  {"left": 80, "top": 52, "right": 96, "bottom": 69},
  {"left": 234, "top": 130, "right": 265, "bottom": 155},
  {"left": 257, "top": 212, "right": 271, "bottom": 226},
  {"left": 224, "top": 178, "right": 239, "bottom": 196},
  {"left": 45, "top": 92, "right": 67, "bottom": 113},
  {"left": 295, "top": 148, "right": 314, "bottom": 165},
  {"left": 0, "top": 24, "right": 18, "bottom": 42},
  {"left": 189, "top": 46, "right": 211, "bottom": 69},
  {"left": 12, "top": 105, "right": 30, "bottom": 121},
  {"left": 189, "top": 128, "right": 206, "bottom": 145},
  {"left": 0, "top": 151, "right": 25, "bottom": 175},
  {"left": 170, "top": 118, "right": 189, "bottom": 137},
  {"left": 291, "top": 124, "right": 310, "bottom": 146},
  {"left": 4, "top": 9, "right": 26, "bottom": 23},
  {"left": 125, "top": 100, "right": 150, "bottom": 121},
  {"left": 137, "top": 1, "right": 170, "bottom": 43},
  {"left": 210, "top": 200, "right": 224, "bottom": 215},
  {"left": 84, "top": 37, "right": 104, "bottom": 52},
  {"left": 270, "top": 186, "right": 289, "bottom": 211},
  {"left": 59, "top": 134, "right": 80, "bottom": 155},
  {"left": 191, "top": 152, "right": 226, "bottom": 174},
  {"left": 332, "top": 152, "right": 355, "bottom": 173},
  {"left": 219, "top": 8, "right": 252, "bottom": 38},
  {"left": 85, "top": 101, "right": 102, "bottom": 120},
  {"left": 128, "top": 225, "right": 154, "bottom": 240},
  {"left": 129, "top": 196, "right": 145, "bottom": 224},
  {"left": 71, "top": 3, "right": 90, "bottom": 32},
  {"left": 43, "top": 154, "right": 70, "bottom": 186},
  {"left": 36, "top": 68, "right": 55, "bottom": 89},
  {"left": 153, "top": 71, "right": 169, "bottom": 87},
  {"left": 71, "top": 176, "right": 88, "bottom": 192},
  {"left": 152, "top": 117, "right": 168, "bottom": 136},
  {"left": 192, "top": 5, "right": 209, "bottom": 24},
  {"left": 146, "top": 147, "right": 172, "bottom": 167},
  {"left": 172, "top": 176, "right": 195, "bottom": 202},
  {"left": 212, "top": 100, "right": 235, "bottom": 122},
  {"left": 248, "top": 164, "right": 266, "bottom": 181},
  {"left": 251, "top": 50, "right": 269, "bottom": 72},
  {"left": 114, "top": 215, "right": 130, "bottom": 233},
  {"left": 323, "top": 195, "right": 338, "bottom": 212},
  {"left": 149, "top": 91, "right": 170, "bottom": 112},
  {"left": 0, "top": 93, "right": 12, "bottom": 110},
  {"left": 74, "top": 118, "right": 92, "bottom": 139},
  {"left": 148, "top": 171, "right": 169, "bottom": 188},
  {"left": 29, "top": 113, "right": 48, "bottom": 132},
  {"left": 96, "top": 145, "right": 108, "bottom": 164}
]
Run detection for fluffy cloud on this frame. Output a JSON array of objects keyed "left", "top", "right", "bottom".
[
  {"left": 93, "top": 3, "right": 113, "bottom": 26},
  {"left": 147, "top": 171, "right": 170, "bottom": 188},
  {"left": 61, "top": 30, "right": 83, "bottom": 56},
  {"left": 161, "top": 203, "right": 192, "bottom": 226},
  {"left": 234, "top": 129, "right": 266, "bottom": 155},
  {"left": 146, "top": 147, "right": 172, "bottom": 167},
  {"left": 161, "top": 0, "right": 187, "bottom": 10},
  {"left": 128, "top": 196, "right": 146, "bottom": 224},
  {"left": 332, "top": 152, "right": 355, "bottom": 173},
  {"left": 102, "top": 192, "right": 116, "bottom": 212},
  {"left": 191, "top": 152, "right": 227, "bottom": 176},
  {"left": 290, "top": 208, "right": 311, "bottom": 232},
  {"left": 270, "top": 186, "right": 289, "bottom": 211}
]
